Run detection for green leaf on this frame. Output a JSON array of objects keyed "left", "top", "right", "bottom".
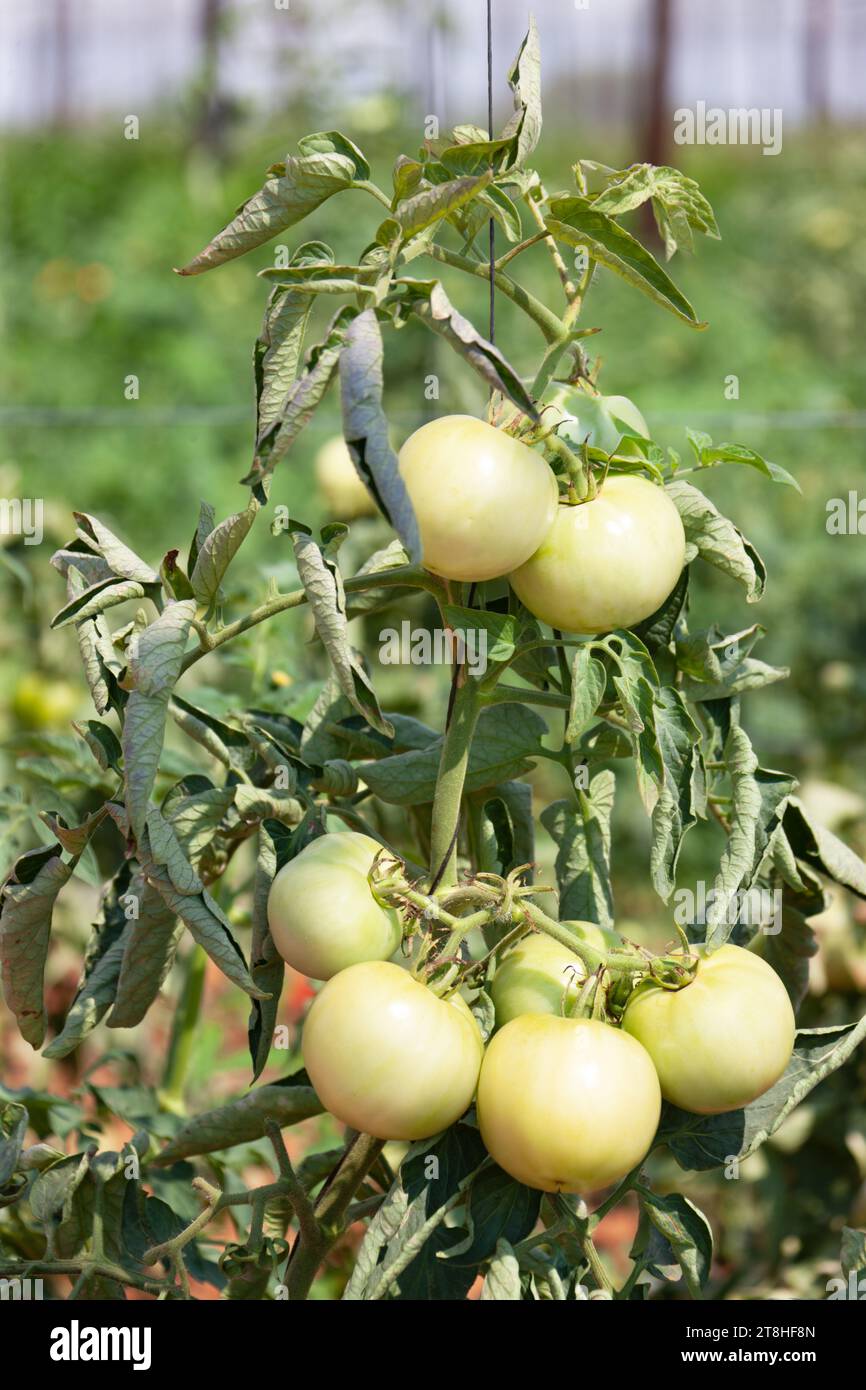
[
  {"left": 565, "top": 645, "right": 607, "bottom": 742},
  {"left": 587, "top": 163, "right": 719, "bottom": 259},
  {"left": 480, "top": 781, "right": 535, "bottom": 881},
  {"left": 245, "top": 307, "right": 352, "bottom": 496},
  {"left": 392, "top": 171, "right": 493, "bottom": 239},
  {"left": 292, "top": 527, "right": 392, "bottom": 738},
  {"left": 190, "top": 499, "right": 258, "bottom": 608},
  {"left": 546, "top": 196, "right": 705, "bottom": 327},
  {"left": 145, "top": 868, "right": 266, "bottom": 1002},
  {"left": 71, "top": 512, "right": 159, "bottom": 585},
  {"left": 442, "top": 605, "right": 521, "bottom": 670},
  {"left": 0, "top": 847, "right": 72, "bottom": 1047},
  {"left": 661, "top": 1018, "right": 866, "bottom": 1171},
  {"left": 169, "top": 694, "right": 254, "bottom": 772},
  {"left": 638, "top": 1190, "right": 713, "bottom": 1297},
  {"left": 152, "top": 1072, "right": 324, "bottom": 1163},
  {"left": 247, "top": 822, "right": 288, "bottom": 1084},
  {"left": 51, "top": 576, "right": 148, "bottom": 630},
  {"left": 782, "top": 798, "right": 866, "bottom": 901},
  {"left": 685, "top": 434, "right": 800, "bottom": 492},
  {"left": 362, "top": 704, "right": 547, "bottom": 807},
  {"left": 177, "top": 132, "right": 369, "bottom": 275},
  {"left": 42, "top": 926, "right": 130, "bottom": 1060},
  {"left": 541, "top": 771, "right": 615, "bottom": 928},
  {"left": 127, "top": 599, "right": 196, "bottom": 698},
  {"left": 339, "top": 308, "right": 421, "bottom": 562},
  {"left": 108, "top": 873, "right": 182, "bottom": 1029},
  {"left": 666, "top": 479, "right": 765, "bottom": 601},
  {"left": 481, "top": 1240, "right": 522, "bottom": 1299},
  {"left": 501, "top": 16, "right": 542, "bottom": 167},
  {"left": 0, "top": 1102, "right": 28, "bottom": 1187},
  {"left": 397, "top": 278, "right": 539, "bottom": 420},
  {"left": 650, "top": 687, "right": 704, "bottom": 901},
  {"left": 841, "top": 1227, "right": 866, "bottom": 1281},
  {"left": 705, "top": 727, "right": 795, "bottom": 944},
  {"left": 122, "top": 689, "right": 171, "bottom": 843}
]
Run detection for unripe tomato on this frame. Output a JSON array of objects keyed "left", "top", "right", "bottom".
[
  {"left": 314, "top": 435, "right": 377, "bottom": 519},
  {"left": 554, "top": 390, "right": 649, "bottom": 459},
  {"left": 12, "top": 673, "right": 79, "bottom": 729},
  {"left": 622, "top": 943, "right": 796, "bottom": 1115},
  {"left": 490, "top": 933, "right": 586, "bottom": 1026},
  {"left": 477, "top": 1015, "right": 661, "bottom": 1192},
  {"left": 510, "top": 475, "right": 686, "bottom": 634},
  {"left": 302, "top": 961, "right": 484, "bottom": 1140},
  {"left": 267, "top": 831, "right": 401, "bottom": 981},
  {"left": 398, "top": 415, "right": 558, "bottom": 582}
]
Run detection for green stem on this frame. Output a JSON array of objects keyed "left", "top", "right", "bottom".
[
  {"left": 425, "top": 242, "right": 566, "bottom": 345},
  {"left": 353, "top": 179, "right": 393, "bottom": 210},
  {"left": 159, "top": 945, "right": 207, "bottom": 1114},
  {"left": 180, "top": 565, "right": 440, "bottom": 675},
  {"left": 483, "top": 683, "right": 570, "bottom": 710},
  {"left": 428, "top": 679, "right": 482, "bottom": 889}
]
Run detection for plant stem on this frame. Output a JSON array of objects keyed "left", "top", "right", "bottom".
[
  {"left": 159, "top": 944, "right": 207, "bottom": 1114},
  {"left": 428, "top": 679, "right": 481, "bottom": 889},
  {"left": 425, "top": 242, "right": 566, "bottom": 345},
  {"left": 524, "top": 190, "right": 577, "bottom": 300},
  {"left": 285, "top": 1132, "right": 384, "bottom": 1301},
  {"left": 180, "top": 565, "right": 439, "bottom": 674}
]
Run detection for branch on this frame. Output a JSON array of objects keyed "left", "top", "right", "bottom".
[{"left": 425, "top": 242, "right": 566, "bottom": 344}]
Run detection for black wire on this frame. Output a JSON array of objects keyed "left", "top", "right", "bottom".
[{"left": 487, "top": 0, "right": 495, "bottom": 346}]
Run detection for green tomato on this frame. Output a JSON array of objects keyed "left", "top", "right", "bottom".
[
  {"left": 622, "top": 943, "right": 796, "bottom": 1115},
  {"left": 510, "top": 475, "right": 686, "bottom": 634},
  {"left": 12, "top": 673, "right": 79, "bottom": 730},
  {"left": 477, "top": 1014, "right": 661, "bottom": 1192},
  {"left": 315, "top": 435, "right": 377, "bottom": 519},
  {"left": 267, "top": 831, "right": 401, "bottom": 981},
  {"left": 490, "top": 933, "right": 586, "bottom": 1026},
  {"left": 302, "top": 961, "right": 484, "bottom": 1140},
  {"left": 398, "top": 414, "right": 558, "bottom": 582},
  {"left": 550, "top": 389, "right": 649, "bottom": 459}
]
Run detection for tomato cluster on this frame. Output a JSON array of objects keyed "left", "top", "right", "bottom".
[
  {"left": 265, "top": 405, "right": 795, "bottom": 1193},
  {"left": 397, "top": 400, "right": 686, "bottom": 634},
  {"left": 268, "top": 834, "right": 796, "bottom": 1195}
]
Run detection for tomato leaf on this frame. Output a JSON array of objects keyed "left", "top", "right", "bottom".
[
  {"left": 541, "top": 771, "right": 615, "bottom": 929},
  {"left": 546, "top": 196, "right": 705, "bottom": 327},
  {"left": 361, "top": 705, "right": 547, "bottom": 806},
  {"left": 650, "top": 687, "right": 705, "bottom": 902},
  {"left": 666, "top": 479, "right": 766, "bottom": 601},
  {"left": 635, "top": 1190, "right": 713, "bottom": 1297},
  {"left": 396, "top": 278, "right": 539, "bottom": 420},
  {"left": 501, "top": 16, "right": 542, "bottom": 168},
  {"left": 0, "top": 847, "right": 72, "bottom": 1048},
  {"left": 152, "top": 1071, "right": 324, "bottom": 1164},
  {"left": 177, "top": 132, "right": 369, "bottom": 276},
  {"left": 107, "top": 873, "right": 182, "bottom": 1030},
  {"left": 339, "top": 308, "right": 421, "bottom": 563}
]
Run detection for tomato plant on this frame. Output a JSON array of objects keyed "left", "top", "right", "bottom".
[{"left": 1, "top": 18, "right": 865, "bottom": 1309}]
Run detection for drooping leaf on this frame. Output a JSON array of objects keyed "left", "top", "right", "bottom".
[
  {"left": 292, "top": 527, "right": 392, "bottom": 738},
  {"left": 666, "top": 479, "right": 765, "bottom": 601},
  {"left": 339, "top": 308, "right": 421, "bottom": 562},
  {"left": 397, "top": 279, "right": 538, "bottom": 419},
  {"left": 153, "top": 1072, "right": 323, "bottom": 1163},
  {"left": 362, "top": 704, "right": 547, "bottom": 807},
  {"left": 0, "top": 847, "right": 72, "bottom": 1048},
  {"left": 546, "top": 196, "right": 705, "bottom": 327},
  {"left": 541, "top": 771, "right": 615, "bottom": 928},
  {"left": 177, "top": 132, "right": 369, "bottom": 275}
]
